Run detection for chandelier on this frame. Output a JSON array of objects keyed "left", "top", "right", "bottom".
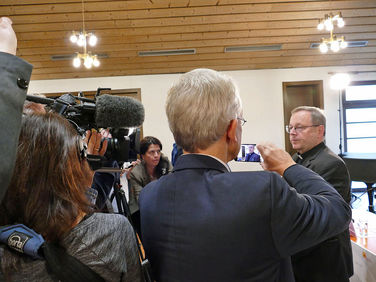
[
  {"left": 69, "top": 0, "right": 100, "bottom": 68},
  {"left": 317, "top": 12, "right": 347, "bottom": 53}
]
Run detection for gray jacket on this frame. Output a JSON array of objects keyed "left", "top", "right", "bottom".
[{"left": 0, "top": 52, "right": 32, "bottom": 203}]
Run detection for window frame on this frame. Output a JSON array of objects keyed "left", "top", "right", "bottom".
[{"left": 342, "top": 80, "right": 376, "bottom": 153}]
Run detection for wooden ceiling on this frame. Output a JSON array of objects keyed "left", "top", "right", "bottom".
[{"left": 1, "top": 0, "right": 376, "bottom": 80}]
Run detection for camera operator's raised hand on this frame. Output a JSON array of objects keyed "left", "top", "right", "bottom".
[
  {"left": 0, "top": 17, "right": 17, "bottom": 55},
  {"left": 257, "top": 143, "right": 296, "bottom": 176},
  {"left": 84, "top": 129, "right": 108, "bottom": 156}
]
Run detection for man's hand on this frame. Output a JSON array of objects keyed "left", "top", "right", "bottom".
[
  {"left": 0, "top": 17, "right": 17, "bottom": 55},
  {"left": 84, "top": 129, "right": 108, "bottom": 156},
  {"left": 257, "top": 143, "right": 296, "bottom": 176}
]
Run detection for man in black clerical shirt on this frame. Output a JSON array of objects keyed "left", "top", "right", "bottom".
[
  {"left": 245, "top": 144, "right": 260, "bottom": 162},
  {"left": 287, "top": 106, "right": 353, "bottom": 282}
]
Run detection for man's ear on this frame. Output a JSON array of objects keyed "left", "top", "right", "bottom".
[
  {"left": 319, "top": 125, "right": 325, "bottom": 137},
  {"left": 226, "top": 119, "right": 238, "bottom": 143}
]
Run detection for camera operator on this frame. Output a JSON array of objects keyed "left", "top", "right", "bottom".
[
  {"left": 0, "top": 113, "right": 142, "bottom": 281},
  {"left": 0, "top": 17, "right": 32, "bottom": 203},
  {"left": 0, "top": 18, "right": 142, "bottom": 282}
]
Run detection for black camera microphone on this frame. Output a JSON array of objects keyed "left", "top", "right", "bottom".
[
  {"left": 26, "top": 94, "right": 145, "bottom": 129},
  {"left": 95, "top": 94, "right": 145, "bottom": 128}
]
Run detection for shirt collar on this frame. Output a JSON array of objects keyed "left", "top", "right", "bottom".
[
  {"left": 190, "top": 153, "right": 231, "bottom": 172},
  {"left": 297, "top": 142, "right": 326, "bottom": 160}
]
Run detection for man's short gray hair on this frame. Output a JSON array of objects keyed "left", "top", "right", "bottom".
[
  {"left": 166, "top": 68, "right": 242, "bottom": 152},
  {"left": 291, "top": 106, "right": 326, "bottom": 131}
]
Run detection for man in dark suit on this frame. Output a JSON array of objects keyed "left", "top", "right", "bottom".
[
  {"left": 245, "top": 144, "right": 261, "bottom": 162},
  {"left": 287, "top": 106, "right": 353, "bottom": 282},
  {"left": 139, "top": 68, "right": 351, "bottom": 282},
  {"left": 0, "top": 17, "right": 32, "bottom": 203}
]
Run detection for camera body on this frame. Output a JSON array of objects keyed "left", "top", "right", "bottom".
[
  {"left": 33, "top": 88, "right": 143, "bottom": 168},
  {"left": 105, "top": 128, "right": 140, "bottom": 163}
]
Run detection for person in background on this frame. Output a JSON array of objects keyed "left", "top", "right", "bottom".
[
  {"left": 139, "top": 68, "right": 351, "bottom": 282},
  {"left": 129, "top": 136, "right": 172, "bottom": 235},
  {"left": 0, "top": 17, "right": 32, "bottom": 203},
  {"left": 287, "top": 106, "right": 353, "bottom": 282},
  {"left": 0, "top": 113, "right": 142, "bottom": 281}
]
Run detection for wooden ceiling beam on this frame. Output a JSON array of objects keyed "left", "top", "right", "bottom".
[
  {"left": 26, "top": 49, "right": 376, "bottom": 68},
  {"left": 8, "top": 8, "right": 376, "bottom": 34},
  {"left": 30, "top": 52, "right": 376, "bottom": 74},
  {"left": 13, "top": 17, "right": 376, "bottom": 42},
  {"left": 16, "top": 32, "right": 376, "bottom": 56},
  {"left": 15, "top": 25, "right": 376, "bottom": 49},
  {"left": 29, "top": 58, "right": 376, "bottom": 80},
  {"left": 2, "top": 1, "right": 375, "bottom": 17}
]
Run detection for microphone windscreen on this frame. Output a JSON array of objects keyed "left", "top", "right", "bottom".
[{"left": 95, "top": 94, "right": 145, "bottom": 128}]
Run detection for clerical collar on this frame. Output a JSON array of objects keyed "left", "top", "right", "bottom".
[{"left": 297, "top": 142, "right": 326, "bottom": 160}]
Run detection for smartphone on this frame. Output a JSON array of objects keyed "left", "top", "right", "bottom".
[{"left": 235, "top": 144, "right": 262, "bottom": 162}]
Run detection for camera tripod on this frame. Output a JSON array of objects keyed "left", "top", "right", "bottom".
[{"left": 110, "top": 178, "right": 153, "bottom": 282}]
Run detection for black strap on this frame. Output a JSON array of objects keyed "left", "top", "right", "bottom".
[{"left": 43, "top": 242, "right": 105, "bottom": 282}]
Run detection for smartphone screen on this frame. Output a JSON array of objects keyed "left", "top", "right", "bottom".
[{"left": 235, "top": 144, "right": 261, "bottom": 162}]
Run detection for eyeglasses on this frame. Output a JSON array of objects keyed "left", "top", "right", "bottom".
[
  {"left": 285, "top": 124, "right": 321, "bottom": 134},
  {"left": 237, "top": 117, "right": 247, "bottom": 126}
]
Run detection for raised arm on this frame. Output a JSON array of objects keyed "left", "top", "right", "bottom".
[{"left": 0, "top": 17, "right": 33, "bottom": 202}]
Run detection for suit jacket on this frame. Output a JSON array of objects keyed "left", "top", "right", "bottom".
[
  {"left": 0, "top": 52, "right": 32, "bottom": 203},
  {"left": 291, "top": 142, "right": 353, "bottom": 282},
  {"left": 139, "top": 154, "right": 351, "bottom": 282}
]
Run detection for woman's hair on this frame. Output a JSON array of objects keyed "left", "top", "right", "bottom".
[
  {"left": 0, "top": 113, "right": 93, "bottom": 243},
  {"left": 166, "top": 68, "right": 242, "bottom": 152},
  {"left": 140, "top": 136, "right": 162, "bottom": 156}
]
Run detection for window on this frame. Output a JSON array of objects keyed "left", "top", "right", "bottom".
[{"left": 342, "top": 81, "right": 376, "bottom": 153}]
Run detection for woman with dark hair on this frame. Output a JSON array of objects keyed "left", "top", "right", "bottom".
[
  {"left": 129, "top": 136, "right": 172, "bottom": 235},
  {"left": 0, "top": 113, "right": 142, "bottom": 281}
]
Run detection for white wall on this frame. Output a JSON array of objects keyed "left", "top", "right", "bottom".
[{"left": 28, "top": 64, "right": 376, "bottom": 171}]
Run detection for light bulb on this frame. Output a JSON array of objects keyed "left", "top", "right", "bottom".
[
  {"left": 70, "top": 33, "right": 77, "bottom": 43},
  {"left": 330, "top": 73, "right": 351, "bottom": 90},
  {"left": 331, "top": 40, "right": 340, "bottom": 52},
  {"left": 88, "top": 34, "right": 97, "bottom": 46},
  {"left": 77, "top": 34, "right": 85, "bottom": 47},
  {"left": 340, "top": 40, "right": 348, "bottom": 49},
  {"left": 93, "top": 57, "right": 100, "bottom": 67},
  {"left": 84, "top": 56, "right": 93, "bottom": 69},
  {"left": 73, "top": 56, "right": 81, "bottom": 68},
  {"left": 319, "top": 42, "right": 328, "bottom": 53},
  {"left": 317, "top": 22, "right": 324, "bottom": 31},
  {"left": 324, "top": 19, "right": 333, "bottom": 31},
  {"left": 337, "top": 18, "right": 345, "bottom": 28}
]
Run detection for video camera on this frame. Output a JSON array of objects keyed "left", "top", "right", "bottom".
[{"left": 26, "top": 88, "right": 145, "bottom": 169}]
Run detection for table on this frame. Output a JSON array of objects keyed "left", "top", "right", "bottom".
[{"left": 350, "top": 209, "right": 376, "bottom": 282}]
